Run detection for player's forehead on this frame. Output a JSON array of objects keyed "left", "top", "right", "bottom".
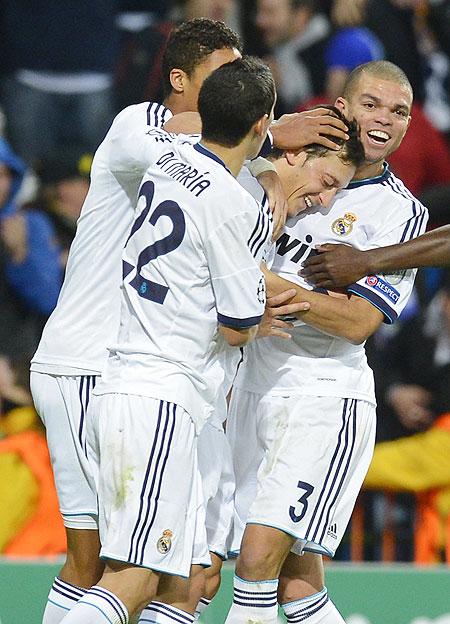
[
  {"left": 351, "top": 74, "right": 412, "bottom": 110},
  {"left": 192, "top": 47, "right": 241, "bottom": 77},
  {"left": 309, "top": 152, "right": 354, "bottom": 183}
]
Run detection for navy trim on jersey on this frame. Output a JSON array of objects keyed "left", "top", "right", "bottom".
[
  {"left": 146, "top": 101, "right": 171, "bottom": 128},
  {"left": 248, "top": 194, "right": 273, "bottom": 259},
  {"left": 346, "top": 162, "right": 390, "bottom": 188},
  {"left": 381, "top": 176, "right": 428, "bottom": 242},
  {"left": 217, "top": 312, "right": 263, "bottom": 328},
  {"left": 194, "top": 143, "right": 232, "bottom": 174},
  {"left": 347, "top": 283, "right": 397, "bottom": 324},
  {"left": 247, "top": 194, "right": 272, "bottom": 258}
]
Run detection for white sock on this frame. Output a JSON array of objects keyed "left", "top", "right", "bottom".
[
  {"left": 282, "top": 588, "right": 345, "bottom": 623},
  {"left": 60, "top": 586, "right": 128, "bottom": 623},
  {"left": 194, "top": 597, "right": 211, "bottom": 620},
  {"left": 225, "top": 575, "right": 279, "bottom": 624},
  {"left": 43, "top": 577, "right": 86, "bottom": 623},
  {"left": 138, "top": 602, "right": 194, "bottom": 623}
]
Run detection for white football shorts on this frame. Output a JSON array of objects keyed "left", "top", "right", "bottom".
[
  {"left": 87, "top": 393, "right": 210, "bottom": 577},
  {"left": 30, "top": 371, "right": 98, "bottom": 529},
  {"left": 196, "top": 421, "right": 235, "bottom": 559},
  {"left": 227, "top": 389, "right": 376, "bottom": 557}
]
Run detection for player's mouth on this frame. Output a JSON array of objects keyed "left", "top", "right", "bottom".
[
  {"left": 366, "top": 129, "right": 390, "bottom": 146},
  {"left": 304, "top": 195, "right": 313, "bottom": 209}
]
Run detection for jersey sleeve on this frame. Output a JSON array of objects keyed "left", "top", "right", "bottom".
[
  {"left": 204, "top": 202, "right": 266, "bottom": 329},
  {"left": 106, "top": 105, "right": 184, "bottom": 176},
  {"left": 347, "top": 199, "right": 429, "bottom": 324}
]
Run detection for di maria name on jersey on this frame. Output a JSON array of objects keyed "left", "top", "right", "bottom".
[{"left": 96, "top": 140, "right": 267, "bottom": 431}]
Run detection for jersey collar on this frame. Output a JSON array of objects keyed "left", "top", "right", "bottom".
[
  {"left": 346, "top": 162, "right": 390, "bottom": 189},
  {"left": 194, "top": 142, "right": 232, "bottom": 175}
]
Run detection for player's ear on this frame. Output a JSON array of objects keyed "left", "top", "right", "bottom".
[
  {"left": 285, "top": 150, "right": 306, "bottom": 167},
  {"left": 334, "top": 96, "right": 347, "bottom": 115},
  {"left": 169, "top": 68, "right": 188, "bottom": 94},
  {"left": 253, "top": 114, "right": 269, "bottom": 137}
]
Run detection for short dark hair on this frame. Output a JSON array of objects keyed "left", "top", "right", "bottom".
[
  {"left": 198, "top": 56, "right": 276, "bottom": 148},
  {"left": 343, "top": 60, "right": 413, "bottom": 103},
  {"left": 162, "top": 18, "right": 242, "bottom": 97},
  {"left": 269, "top": 105, "right": 365, "bottom": 168},
  {"left": 304, "top": 105, "right": 365, "bottom": 167}
]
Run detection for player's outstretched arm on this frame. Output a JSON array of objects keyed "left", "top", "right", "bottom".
[
  {"left": 301, "top": 225, "right": 450, "bottom": 288},
  {"left": 261, "top": 266, "right": 383, "bottom": 345},
  {"left": 270, "top": 107, "right": 349, "bottom": 151}
]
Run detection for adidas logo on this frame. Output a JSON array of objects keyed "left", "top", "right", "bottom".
[{"left": 327, "top": 523, "right": 338, "bottom": 539}]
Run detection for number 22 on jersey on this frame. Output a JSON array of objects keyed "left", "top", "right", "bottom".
[{"left": 123, "top": 180, "right": 186, "bottom": 304}]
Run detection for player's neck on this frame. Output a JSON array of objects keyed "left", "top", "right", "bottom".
[
  {"left": 200, "top": 139, "right": 247, "bottom": 177},
  {"left": 164, "top": 93, "right": 190, "bottom": 117},
  {"left": 352, "top": 159, "right": 385, "bottom": 181}
]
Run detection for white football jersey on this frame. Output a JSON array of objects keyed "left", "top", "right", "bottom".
[
  {"left": 235, "top": 164, "right": 429, "bottom": 403},
  {"left": 95, "top": 142, "right": 266, "bottom": 430},
  {"left": 207, "top": 166, "right": 273, "bottom": 428},
  {"left": 31, "top": 102, "right": 173, "bottom": 374}
]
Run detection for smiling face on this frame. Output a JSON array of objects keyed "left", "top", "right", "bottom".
[
  {"left": 276, "top": 151, "right": 357, "bottom": 217},
  {"left": 336, "top": 73, "right": 412, "bottom": 169}
]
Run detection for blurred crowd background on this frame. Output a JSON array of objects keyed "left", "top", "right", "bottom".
[{"left": 1, "top": 0, "right": 450, "bottom": 564}]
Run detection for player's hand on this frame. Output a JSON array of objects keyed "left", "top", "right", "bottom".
[
  {"left": 387, "top": 384, "right": 434, "bottom": 431},
  {"left": 257, "top": 289, "right": 310, "bottom": 339},
  {"left": 300, "top": 244, "right": 370, "bottom": 288},
  {"left": 256, "top": 169, "right": 288, "bottom": 240},
  {"left": 270, "top": 108, "right": 349, "bottom": 152}
]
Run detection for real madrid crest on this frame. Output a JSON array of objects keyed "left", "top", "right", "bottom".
[
  {"left": 331, "top": 212, "right": 357, "bottom": 236},
  {"left": 157, "top": 529, "right": 173, "bottom": 554}
]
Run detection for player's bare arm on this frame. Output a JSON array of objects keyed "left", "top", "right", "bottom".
[
  {"left": 270, "top": 107, "right": 349, "bottom": 151},
  {"left": 219, "top": 324, "right": 259, "bottom": 347},
  {"left": 301, "top": 225, "right": 450, "bottom": 288},
  {"left": 262, "top": 265, "right": 384, "bottom": 344}
]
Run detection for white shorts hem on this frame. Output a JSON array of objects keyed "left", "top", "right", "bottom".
[{"left": 99, "top": 551, "right": 190, "bottom": 578}]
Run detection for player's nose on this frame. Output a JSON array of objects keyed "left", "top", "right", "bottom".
[{"left": 319, "top": 189, "right": 338, "bottom": 208}]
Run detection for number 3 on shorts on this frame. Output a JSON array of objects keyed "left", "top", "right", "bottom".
[{"left": 289, "top": 480, "right": 314, "bottom": 523}]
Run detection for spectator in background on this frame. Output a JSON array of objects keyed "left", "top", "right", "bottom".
[
  {"left": 0, "top": 138, "right": 62, "bottom": 359},
  {"left": 255, "top": 0, "right": 331, "bottom": 113},
  {"left": 115, "top": 3, "right": 173, "bottom": 111},
  {"left": 387, "top": 103, "right": 450, "bottom": 220},
  {"left": 0, "top": 355, "right": 65, "bottom": 556},
  {"left": 364, "top": 270, "right": 450, "bottom": 561},
  {"left": 180, "top": 0, "right": 239, "bottom": 27},
  {"left": 37, "top": 149, "right": 92, "bottom": 266},
  {"left": 324, "top": 0, "right": 384, "bottom": 101},
  {"left": 0, "top": 1, "right": 118, "bottom": 167}
]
